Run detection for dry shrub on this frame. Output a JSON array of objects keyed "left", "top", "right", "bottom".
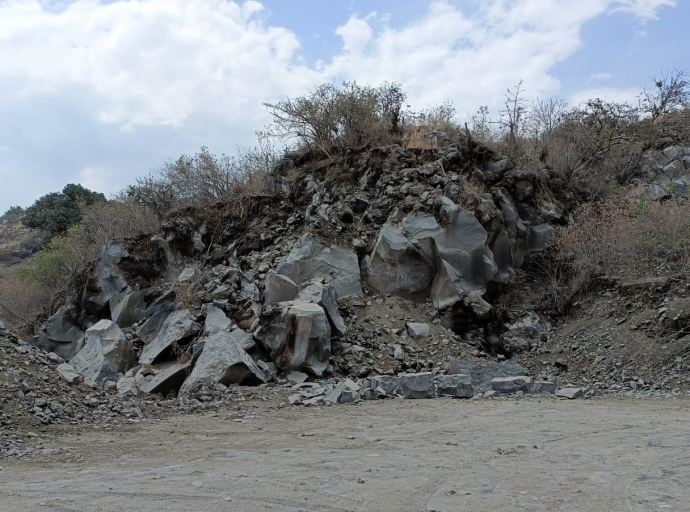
[
  {"left": 172, "top": 264, "right": 205, "bottom": 310},
  {"left": 0, "top": 266, "right": 52, "bottom": 333},
  {"left": 531, "top": 195, "right": 690, "bottom": 314},
  {"left": 401, "top": 125, "right": 442, "bottom": 150},
  {"left": 81, "top": 199, "right": 160, "bottom": 247}
]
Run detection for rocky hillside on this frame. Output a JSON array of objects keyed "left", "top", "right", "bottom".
[{"left": 4, "top": 133, "right": 690, "bottom": 423}]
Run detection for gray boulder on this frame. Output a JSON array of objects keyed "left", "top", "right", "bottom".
[
  {"left": 297, "top": 280, "right": 347, "bottom": 336},
  {"left": 30, "top": 310, "right": 84, "bottom": 361},
  {"left": 556, "top": 387, "right": 584, "bottom": 399},
  {"left": 255, "top": 302, "right": 331, "bottom": 377},
  {"left": 275, "top": 233, "right": 362, "bottom": 298},
  {"left": 407, "top": 322, "right": 430, "bottom": 339},
  {"left": 448, "top": 359, "right": 528, "bottom": 393},
  {"left": 110, "top": 288, "right": 146, "bottom": 328},
  {"left": 532, "top": 380, "right": 556, "bottom": 394},
  {"left": 203, "top": 306, "right": 233, "bottom": 335},
  {"left": 179, "top": 331, "right": 268, "bottom": 395},
  {"left": 70, "top": 320, "right": 135, "bottom": 387},
  {"left": 264, "top": 271, "right": 299, "bottom": 305},
  {"left": 140, "top": 361, "right": 193, "bottom": 396},
  {"left": 435, "top": 374, "right": 473, "bottom": 398},
  {"left": 139, "top": 310, "right": 200, "bottom": 365},
  {"left": 56, "top": 363, "right": 82, "bottom": 384},
  {"left": 83, "top": 244, "right": 129, "bottom": 316},
  {"left": 400, "top": 372, "right": 435, "bottom": 399},
  {"left": 491, "top": 376, "right": 531, "bottom": 394},
  {"left": 365, "top": 375, "right": 402, "bottom": 397}
]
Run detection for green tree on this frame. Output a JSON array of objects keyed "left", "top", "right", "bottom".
[{"left": 22, "top": 184, "right": 105, "bottom": 238}]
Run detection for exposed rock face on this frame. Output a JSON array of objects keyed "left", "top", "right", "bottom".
[
  {"left": 139, "top": 361, "right": 193, "bottom": 396},
  {"left": 30, "top": 310, "right": 84, "bottom": 361},
  {"left": 264, "top": 271, "right": 299, "bottom": 305},
  {"left": 255, "top": 302, "right": 332, "bottom": 377},
  {"left": 435, "top": 374, "right": 473, "bottom": 398},
  {"left": 275, "top": 234, "right": 362, "bottom": 298},
  {"left": 109, "top": 288, "right": 146, "bottom": 328},
  {"left": 203, "top": 306, "right": 233, "bottom": 335},
  {"left": 70, "top": 320, "right": 135, "bottom": 387},
  {"left": 83, "top": 244, "right": 129, "bottom": 316},
  {"left": 139, "top": 310, "right": 200, "bottom": 365},
  {"left": 297, "top": 280, "right": 347, "bottom": 337},
  {"left": 179, "top": 331, "right": 268, "bottom": 395}
]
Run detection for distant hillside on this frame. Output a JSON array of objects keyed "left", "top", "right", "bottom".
[{"left": 0, "top": 220, "right": 40, "bottom": 267}]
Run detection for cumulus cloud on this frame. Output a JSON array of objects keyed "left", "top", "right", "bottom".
[{"left": 0, "top": 0, "right": 678, "bottom": 210}]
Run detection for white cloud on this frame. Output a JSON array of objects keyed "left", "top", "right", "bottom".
[
  {"left": 0, "top": 0, "right": 678, "bottom": 210},
  {"left": 570, "top": 86, "right": 641, "bottom": 106},
  {"left": 79, "top": 166, "right": 109, "bottom": 194}
]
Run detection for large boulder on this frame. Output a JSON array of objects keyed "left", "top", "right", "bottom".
[
  {"left": 203, "top": 305, "right": 233, "bottom": 335},
  {"left": 297, "top": 280, "right": 347, "bottom": 337},
  {"left": 30, "top": 310, "right": 84, "bottom": 361},
  {"left": 83, "top": 244, "right": 129, "bottom": 316},
  {"left": 399, "top": 372, "right": 435, "bottom": 399},
  {"left": 139, "top": 310, "right": 200, "bottom": 365},
  {"left": 448, "top": 359, "right": 528, "bottom": 393},
  {"left": 264, "top": 272, "right": 299, "bottom": 305},
  {"left": 435, "top": 374, "right": 473, "bottom": 398},
  {"left": 70, "top": 320, "right": 135, "bottom": 387},
  {"left": 139, "top": 361, "right": 193, "bottom": 396},
  {"left": 275, "top": 234, "right": 362, "bottom": 298},
  {"left": 255, "top": 301, "right": 331, "bottom": 377},
  {"left": 179, "top": 331, "right": 268, "bottom": 395},
  {"left": 109, "top": 288, "right": 146, "bottom": 328}
]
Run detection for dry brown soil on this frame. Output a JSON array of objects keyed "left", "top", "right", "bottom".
[{"left": 2, "top": 397, "right": 690, "bottom": 511}]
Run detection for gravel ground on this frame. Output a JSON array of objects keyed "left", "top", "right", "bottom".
[{"left": 1, "top": 397, "right": 689, "bottom": 511}]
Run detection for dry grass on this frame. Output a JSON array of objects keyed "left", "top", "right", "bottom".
[
  {"left": 172, "top": 263, "right": 205, "bottom": 311},
  {"left": 0, "top": 265, "right": 52, "bottom": 333}
]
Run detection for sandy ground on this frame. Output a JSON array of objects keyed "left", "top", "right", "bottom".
[{"left": 1, "top": 397, "right": 689, "bottom": 512}]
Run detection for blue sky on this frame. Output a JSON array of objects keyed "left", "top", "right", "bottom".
[{"left": 0, "top": 0, "right": 685, "bottom": 211}]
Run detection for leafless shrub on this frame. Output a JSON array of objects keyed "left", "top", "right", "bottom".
[
  {"left": 639, "top": 68, "right": 689, "bottom": 125},
  {"left": 80, "top": 197, "right": 161, "bottom": 247}
]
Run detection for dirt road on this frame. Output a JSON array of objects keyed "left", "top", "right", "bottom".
[{"left": 1, "top": 397, "right": 689, "bottom": 511}]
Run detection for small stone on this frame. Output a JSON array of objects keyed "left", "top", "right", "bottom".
[{"left": 556, "top": 387, "right": 583, "bottom": 399}]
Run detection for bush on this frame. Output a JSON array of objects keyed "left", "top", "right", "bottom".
[
  {"left": 80, "top": 197, "right": 161, "bottom": 247},
  {"left": 22, "top": 183, "right": 106, "bottom": 238},
  {"left": 264, "top": 81, "right": 407, "bottom": 154},
  {"left": 129, "top": 142, "right": 278, "bottom": 217}
]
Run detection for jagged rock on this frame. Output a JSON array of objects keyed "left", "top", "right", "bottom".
[
  {"left": 368, "top": 375, "right": 402, "bottom": 396},
  {"left": 275, "top": 233, "right": 362, "bottom": 298},
  {"left": 407, "top": 322, "right": 430, "bottom": 339},
  {"left": 393, "top": 344, "right": 404, "bottom": 361},
  {"left": 56, "top": 363, "right": 82, "bottom": 384},
  {"left": 399, "top": 372, "right": 435, "bottom": 399},
  {"left": 286, "top": 371, "right": 309, "bottom": 384},
  {"left": 109, "top": 288, "right": 146, "bottom": 328},
  {"left": 30, "top": 310, "right": 84, "bottom": 361},
  {"left": 338, "top": 389, "right": 360, "bottom": 404},
  {"left": 297, "top": 280, "right": 347, "bottom": 336},
  {"left": 264, "top": 271, "right": 299, "bottom": 304},
  {"left": 462, "top": 290, "right": 492, "bottom": 320},
  {"left": 484, "top": 159, "right": 509, "bottom": 182},
  {"left": 435, "top": 374, "right": 473, "bottom": 398},
  {"left": 178, "top": 267, "right": 197, "bottom": 282},
  {"left": 179, "top": 331, "right": 268, "bottom": 395},
  {"left": 365, "top": 223, "right": 436, "bottom": 298},
  {"left": 255, "top": 302, "right": 331, "bottom": 377},
  {"left": 203, "top": 306, "right": 233, "bottom": 335},
  {"left": 116, "top": 375, "right": 137, "bottom": 397},
  {"left": 83, "top": 244, "right": 129, "bottom": 315},
  {"left": 532, "top": 380, "right": 556, "bottom": 394},
  {"left": 139, "top": 361, "right": 193, "bottom": 396},
  {"left": 70, "top": 320, "right": 135, "bottom": 388},
  {"left": 556, "top": 387, "right": 584, "bottom": 399},
  {"left": 491, "top": 376, "right": 531, "bottom": 394},
  {"left": 139, "top": 310, "right": 200, "bottom": 365},
  {"left": 448, "top": 360, "right": 528, "bottom": 393}
]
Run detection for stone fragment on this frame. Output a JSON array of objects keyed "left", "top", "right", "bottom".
[
  {"left": 140, "top": 361, "right": 193, "bottom": 396},
  {"left": 30, "top": 310, "right": 84, "bottom": 361},
  {"left": 264, "top": 272, "right": 299, "bottom": 305},
  {"left": 393, "top": 344, "right": 404, "bottom": 361},
  {"left": 203, "top": 306, "right": 233, "bottom": 335},
  {"left": 275, "top": 233, "right": 362, "bottom": 298},
  {"left": 139, "top": 310, "right": 200, "bottom": 365},
  {"left": 110, "top": 288, "right": 146, "bottom": 328},
  {"left": 406, "top": 323, "right": 430, "bottom": 339},
  {"left": 399, "top": 372, "right": 435, "bottom": 399},
  {"left": 56, "top": 363, "right": 82, "bottom": 384},
  {"left": 448, "top": 360, "right": 528, "bottom": 393},
  {"left": 255, "top": 302, "right": 331, "bottom": 377},
  {"left": 179, "top": 331, "right": 268, "bottom": 396},
  {"left": 556, "top": 387, "right": 583, "bottom": 399},
  {"left": 178, "top": 267, "right": 197, "bottom": 282},
  {"left": 491, "top": 376, "right": 531, "bottom": 394},
  {"left": 531, "top": 380, "right": 556, "bottom": 394},
  {"left": 297, "top": 280, "right": 347, "bottom": 336},
  {"left": 70, "top": 320, "right": 135, "bottom": 387},
  {"left": 435, "top": 374, "right": 473, "bottom": 398}
]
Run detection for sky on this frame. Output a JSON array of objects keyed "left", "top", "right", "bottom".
[{"left": 0, "top": 0, "right": 686, "bottom": 212}]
